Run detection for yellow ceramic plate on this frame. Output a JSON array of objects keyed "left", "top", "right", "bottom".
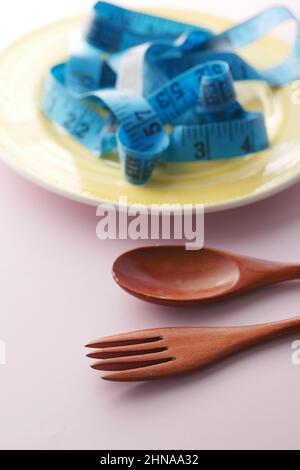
[{"left": 0, "top": 8, "right": 299, "bottom": 212}]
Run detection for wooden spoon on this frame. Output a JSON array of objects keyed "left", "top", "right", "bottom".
[{"left": 112, "top": 245, "right": 300, "bottom": 306}]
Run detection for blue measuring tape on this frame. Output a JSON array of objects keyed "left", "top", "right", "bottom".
[{"left": 41, "top": 2, "right": 300, "bottom": 185}]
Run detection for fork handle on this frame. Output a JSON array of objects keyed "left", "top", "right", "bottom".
[{"left": 236, "top": 316, "right": 300, "bottom": 347}]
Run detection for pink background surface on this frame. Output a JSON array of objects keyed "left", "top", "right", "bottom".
[{"left": 1, "top": 0, "right": 300, "bottom": 451}]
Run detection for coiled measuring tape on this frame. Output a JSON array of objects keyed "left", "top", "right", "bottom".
[{"left": 41, "top": 2, "right": 300, "bottom": 185}]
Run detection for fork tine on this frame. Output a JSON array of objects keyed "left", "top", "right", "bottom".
[
  {"left": 90, "top": 352, "right": 173, "bottom": 371},
  {"left": 86, "top": 329, "right": 163, "bottom": 349},
  {"left": 87, "top": 343, "right": 167, "bottom": 359},
  {"left": 101, "top": 359, "right": 177, "bottom": 381}
]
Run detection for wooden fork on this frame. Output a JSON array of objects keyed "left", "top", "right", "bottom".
[{"left": 86, "top": 316, "right": 300, "bottom": 381}]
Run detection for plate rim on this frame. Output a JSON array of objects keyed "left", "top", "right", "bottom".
[{"left": 0, "top": 9, "right": 299, "bottom": 214}]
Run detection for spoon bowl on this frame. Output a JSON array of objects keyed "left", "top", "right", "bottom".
[{"left": 112, "top": 245, "right": 300, "bottom": 306}]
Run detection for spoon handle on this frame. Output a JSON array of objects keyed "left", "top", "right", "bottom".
[
  {"left": 233, "top": 263, "right": 300, "bottom": 298},
  {"left": 274, "top": 264, "right": 300, "bottom": 281}
]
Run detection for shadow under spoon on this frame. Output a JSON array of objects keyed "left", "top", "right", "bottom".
[{"left": 112, "top": 245, "right": 300, "bottom": 306}]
